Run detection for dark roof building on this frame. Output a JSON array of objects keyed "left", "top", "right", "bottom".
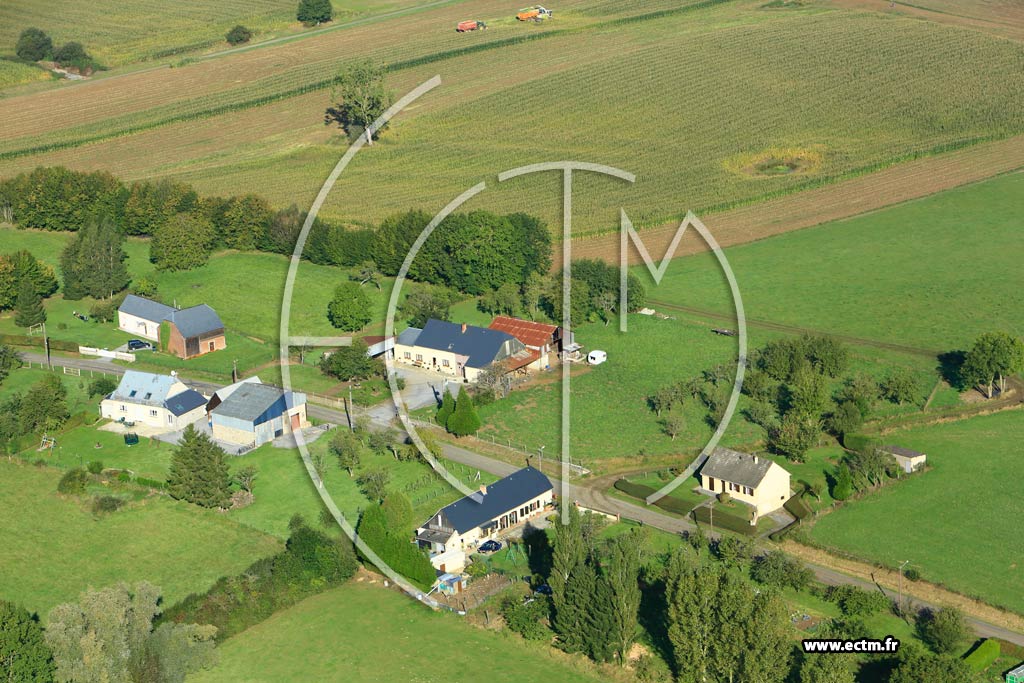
[
  {"left": 164, "top": 304, "right": 223, "bottom": 340},
  {"left": 164, "top": 389, "right": 209, "bottom": 416},
  {"left": 422, "top": 467, "right": 553, "bottom": 535},
  {"left": 413, "top": 319, "right": 521, "bottom": 369},
  {"left": 119, "top": 294, "right": 176, "bottom": 323},
  {"left": 700, "top": 447, "right": 776, "bottom": 489}
]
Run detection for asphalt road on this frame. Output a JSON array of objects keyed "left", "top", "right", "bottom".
[{"left": 22, "top": 350, "right": 1024, "bottom": 645}]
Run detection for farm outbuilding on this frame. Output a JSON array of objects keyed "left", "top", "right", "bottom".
[
  {"left": 880, "top": 445, "right": 927, "bottom": 474},
  {"left": 1007, "top": 664, "right": 1024, "bottom": 683},
  {"left": 209, "top": 381, "right": 308, "bottom": 449}
]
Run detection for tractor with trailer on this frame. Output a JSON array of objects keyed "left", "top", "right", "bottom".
[
  {"left": 517, "top": 6, "right": 553, "bottom": 21},
  {"left": 456, "top": 20, "right": 487, "bottom": 32}
]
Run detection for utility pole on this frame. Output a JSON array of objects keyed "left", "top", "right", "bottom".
[
  {"left": 43, "top": 322, "right": 51, "bottom": 370},
  {"left": 708, "top": 500, "right": 715, "bottom": 534},
  {"left": 347, "top": 381, "right": 355, "bottom": 431},
  {"left": 897, "top": 560, "right": 910, "bottom": 617},
  {"left": 232, "top": 359, "right": 238, "bottom": 383},
  {"left": 538, "top": 445, "right": 545, "bottom": 473}
]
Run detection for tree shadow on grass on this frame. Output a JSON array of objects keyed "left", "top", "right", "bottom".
[{"left": 937, "top": 350, "right": 966, "bottom": 389}]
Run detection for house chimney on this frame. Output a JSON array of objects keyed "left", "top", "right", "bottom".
[
  {"left": 461, "top": 323, "right": 468, "bottom": 334},
  {"left": 479, "top": 484, "right": 487, "bottom": 496}
]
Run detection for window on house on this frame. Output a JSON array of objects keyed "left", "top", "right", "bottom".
[
  {"left": 144, "top": 392, "right": 152, "bottom": 400},
  {"left": 128, "top": 390, "right": 137, "bottom": 398},
  {"left": 120, "top": 405, "right": 126, "bottom": 412},
  {"left": 442, "top": 359, "right": 450, "bottom": 367},
  {"left": 415, "top": 354, "right": 422, "bottom": 362},
  {"left": 404, "top": 352, "right": 411, "bottom": 359},
  {"left": 149, "top": 409, "right": 158, "bottom": 417}
]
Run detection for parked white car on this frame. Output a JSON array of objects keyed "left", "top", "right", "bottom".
[{"left": 587, "top": 350, "right": 607, "bottom": 365}]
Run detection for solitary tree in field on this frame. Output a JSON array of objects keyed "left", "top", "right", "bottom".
[
  {"left": 225, "top": 25, "right": 253, "bottom": 45},
  {"left": 14, "top": 278, "right": 45, "bottom": 328},
  {"left": 311, "top": 450, "right": 328, "bottom": 489},
  {"left": 297, "top": 0, "right": 334, "bottom": 25},
  {"left": 327, "top": 281, "right": 372, "bottom": 331},
  {"left": 324, "top": 60, "right": 392, "bottom": 145},
  {"left": 961, "top": 331, "right": 1024, "bottom": 398},
  {"left": 167, "top": 425, "right": 232, "bottom": 508},
  {"left": 446, "top": 386, "right": 481, "bottom": 436},
  {"left": 661, "top": 412, "right": 685, "bottom": 441},
  {"left": 15, "top": 28, "right": 52, "bottom": 61}
]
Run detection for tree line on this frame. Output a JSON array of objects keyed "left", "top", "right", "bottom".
[{"left": 521, "top": 504, "right": 973, "bottom": 683}]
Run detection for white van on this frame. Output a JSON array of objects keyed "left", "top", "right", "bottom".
[{"left": 587, "top": 350, "right": 607, "bottom": 365}]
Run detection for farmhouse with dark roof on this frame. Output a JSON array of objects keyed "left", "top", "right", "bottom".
[
  {"left": 99, "top": 370, "right": 208, "bottom": 432},
  {"left": 393, "top": 318, "right": 527, "bottom": 382},
  {"left": 415, "top": 466, "right": 554, "bottom": 572},
  {"left": 117, "top": 294, "right": 226, "bottom": 359}
]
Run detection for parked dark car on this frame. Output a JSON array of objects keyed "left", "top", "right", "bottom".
[
  {"left": 478, "top": 540, "right": 502, "bottom": 553},
  {"left": 127, "top": 339, "right": 152, "bottom": 351},
  {"left": 533, "top": 584, "right": 552, "bottom": 595}
]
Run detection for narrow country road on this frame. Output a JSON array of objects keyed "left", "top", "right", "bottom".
[{"left": 22, "top": 350, "right": 1024, "bottom": 645}]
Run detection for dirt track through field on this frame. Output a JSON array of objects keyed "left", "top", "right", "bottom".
[
  {"left": 558, "top": 134, "right": 1024, "bottom": 268},
  {"left": 646, "top": 300, "right": 944, "bottom": 358},
  {"left": 832, "top": 0, "right": 1024, "bottom": 42}
]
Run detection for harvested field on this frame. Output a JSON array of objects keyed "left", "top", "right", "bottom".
[
  {"left": 834, "top": 0, "right": 1024, "bottom": 41},
  {"left": 563, "top": 133, "right": 1024, "bottom": 268}
]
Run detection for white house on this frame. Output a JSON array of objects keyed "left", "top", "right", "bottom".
[
  {"left": 415, "top": 467, "right": 553, "bottom": 573},
  {"left": 99, "top": 370, "right": 208, "bottom": 432},
  {"left": 698, "top": 447, "right": 792, "bottom": 520},
  {"left": 117, "top": 295, "right": 176, "bottom": 342},
  {"left": 393, "top": 319, "right": 525, "bottom": 383},
  {"left": 880, "top": 445, "right": 927, "bottom": 474}
]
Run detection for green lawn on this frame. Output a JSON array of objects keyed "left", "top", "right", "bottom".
[
  {"left": 641, "top": 172, "right": 1024, "bottom": 351},
  {"left": 40, "top": 424, "right": 173, "bottom": 481},
  {"left": 809, "top": 410, "right": 1024, "bottom": 614},
  {"left": 474, "top": 313, "right": 939, "bottom": 463},
  {"left": 189, "top": 580, "right": 606, "bottom": 683},
  {"left": 0, "top": 461, "right": 281, "bottom": 618},
  {"left": 225, "top": 437, "right": 498, "bottom": 539}
]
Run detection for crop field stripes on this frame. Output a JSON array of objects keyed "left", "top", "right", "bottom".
[
  {"left": 563, "top": 134, "right": 1024, "bottom": 265},
  {"left": 0, "top": 0, "right": 735, "bottom": 161}
]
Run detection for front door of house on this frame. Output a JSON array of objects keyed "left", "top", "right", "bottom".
[{"left": 708, "top": 477, "right": 715, "bottom": 491}]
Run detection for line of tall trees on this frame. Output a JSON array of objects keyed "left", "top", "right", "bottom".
[{"left": 0, "top": 168, "right": 556, "bottom": 301}]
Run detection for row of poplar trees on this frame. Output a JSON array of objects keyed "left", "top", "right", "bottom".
[{"left": 548, "top": 504, "right": 791, "bottom": 680}]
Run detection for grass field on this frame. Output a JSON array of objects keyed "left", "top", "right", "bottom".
[
  {"left": 190, "top": 580, "right": 606, "bottom": 683},
  {"left": 639, "top": 171, "right": 1024, "bottom": 351},
  {"left": 470, "top": 311, "right": 940, "bottom": 463},
  {"left": 0, "top": 461, "right": 281, "bottom": 618},
  {"left": 3, "top": 1, "right": 1023, "bottom": 233},
  {"left": 0, "top": 0, "right": 430, "bottom": 69},
  {"left": 225, "top": 438, "right": 498, "bottom": 539},
  {"left": 809, "top": 410, "right": 1024, "bottom": 614}
]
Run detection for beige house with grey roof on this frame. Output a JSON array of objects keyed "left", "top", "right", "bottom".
[{"left": 698, "top": 447, "right": 792, "bottom": 519}]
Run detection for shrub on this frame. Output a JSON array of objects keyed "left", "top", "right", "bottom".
[
  {"left": 826, "top": 585, "right": 890, "bottom": 617},
  {"left": 16, "top": 28, "right": 53, "bottom": 61},
  {"left": 963, "top": 639, "right": 1000, "bottom": 672},
  {"left": 904, "top": 566, "right": 921, "bottom": 582},
  {"left": 117, "top": 472, "right": 132, "bottom": 483},
  {"left": 691, "top": 505, "right": 756, "bottom": 536},
  {"left": 88, "top": 377, "right": 118, "bottom": 398},
  {"left": 500, "top": 594, "right": 551, "bottom": 641},
  {"left": 916, "top": 607, "right": 968, "bottom": 654},
  {"left": 58, "top": 468, "right": 89, "bottom": 494},
  {"left": 53, "top": 42, "right": 92, "bottom": 69},
  {"left": 136, "top": 476, "right": 166, "bottom": 490},
  {"left": 751, "top": 550, "right": 814, "bottom": 589},
  {"left": 783, "top": 494, "right": 812, "bottom": 520},
  {"left": 717, "top": 491, "right": 731, "bottom": 504},
  {"left": 841, "top": 433, "right": 879, "bottom": 456},
  {"left": 225, "top": 25, "right": 253, "bottom": 45},
  {"left": 86, "top": 460, "right": 104, "bottom": 475},
  {"left": 91, "top": 495, "right": 125, "bottom": 515}
]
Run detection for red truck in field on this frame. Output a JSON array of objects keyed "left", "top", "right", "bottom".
[{"left": 456, "top": 20, "right": 487, "bottom": 32}]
